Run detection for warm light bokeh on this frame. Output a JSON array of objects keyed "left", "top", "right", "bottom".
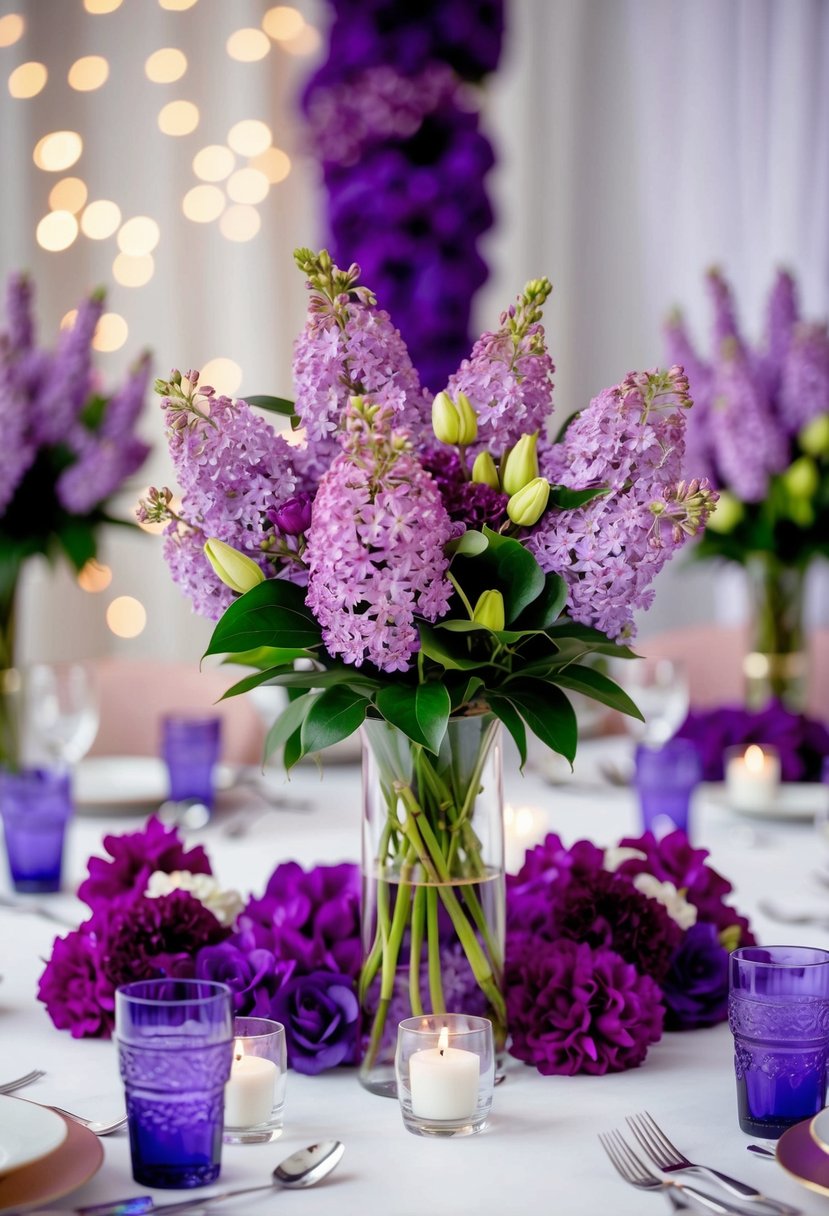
[
  {"left": 8, "top": 62, "right": 47, "bottom": 99},
  {"left": 84, "top": 0, "right": 123, "bottom": 12},
  {"left": 68, "top": 55, "right": 109, "bottom": 91},
  {"left": 226, "top": 28, "right": 270, "bottom": 61},
  {"left": 158, "top": 0, "right": 198, "bottom": 9},
  {"left": 0, "top": 14, "right": 24, "bottom": 47},
  {"left": 227, "top": 119, "right": 271, "bottom": 157},
  {"left": 219, "top": 204, "right": 261, "bottom": 242},
  {"left": 280, "top": 25, "right": 321, "bottom": 56},
  {"left": 249, "top": 146, "right": 291, "bottom": 184},
  {"left": 33, "top": 131, "right": 83, "bottom": 172},
  {"left": 93, "top": 312, "right": 128, "bottom": 352},
  {"left": 36, "top": 211, "right": 79, "bottom": 252},
  {"left": 158, "top": 99, "right": 199, "bottom": 136},
  {"left": 77, "top": 560, "right": 113, "bottom": 593},
  {"left": 193, "top": 144, "right": 235, "bottom": 182},
  {"left": 182, "top": 184, "right": 225, "bottom": 222},
  {"left": 145, "top": 47, "right": 188, "bottom": 83},
  {"left": 117, "top": 216, "right": 160, "bottom": 256},
  {"left": 106, "top": 596, "right": 147, "bottom": 638},
  {"left": 49, "top": 177, "right": 88, "bottom": 214},
  {"left": 112, "top": 252, "right": 155, "bottom": 287},
  {"left": 227, "top": 167, "right": 269, "bottom": 205},
  {"left": 262, "top": 6, "right": 304, "bottom": 41},
  {"left": 199, "top": 356, "right": 242, "bottom": 396},
  {"left": 81, "top": 199, "right": 122, "bottom": 239}
]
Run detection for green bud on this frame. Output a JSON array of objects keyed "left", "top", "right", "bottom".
[
  {"left": 705, "top": 490, "right": 744, "bottom": 534},
  {"left": 501, "top": 432, "right": 539, "bottom": 495},
  {"left": 719, "top": 923, "right": 741, "bottom": 953},
  {"left": 472, "top": 450, "right": 500, "bottom": 490},
  {"left": 782, "top": 455, "right": 819, "bottom": 500},
  {"left": 204, "top": 539, "right": 265, "bottom": 594},
  {"left": 799, "top": 414, "right": 829, "bottom": 458},
  {"left": 431, "top": 391, "right": 460, "bottom": 445},
  {"left": 455, "top": 391, "right": 478, "bottom": 445},
  {"left": 472, "top": 589, "right": 505, "bottom": 631},
  {"left": 507, "top": 476, "right": 551, "bottom": 526}
]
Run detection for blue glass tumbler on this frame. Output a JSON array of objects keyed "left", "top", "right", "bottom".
[
  {"left": 729, "top": 945, "right": 829, "bottom": 1139},
  {"left": 634, "top": 738, "right": 702, "bottom": 838},
  {"left": 161, "top": 715, "right": 222, "bottom": 811},
  {"left": 115, "top": 978, "right": 233, "bottom": 1188},
  {"left": 0, "top": 767, "right": 72, "bottom": 892}
]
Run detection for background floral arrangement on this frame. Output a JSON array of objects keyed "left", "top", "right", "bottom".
[
  {"left": 302, "top": 0, "right": 504, "bottom": 389},
  {"left": 38, "top": 817, "right": 753, "bottom": 1077},
  {"left": 674, "top": 701, "right": 829, "bottom": 782}
]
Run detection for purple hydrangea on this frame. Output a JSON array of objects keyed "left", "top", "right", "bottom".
[
  {"left": 77, "top": 815, "right": 211, "bottom": 913},
  {"left": 271, "top": 970, "right": 359, "bottom": 1075}
]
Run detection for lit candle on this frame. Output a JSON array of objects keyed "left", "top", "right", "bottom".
[
  {"left": 725, "top": 744, "right": 781, "bottom": 811},
  {"left": 224, "top": 1039, "right": 278, "bottom": 1128},
  {"left": 409, "top": 1025, "right": 480, "bottom": 1121},
  {"left": 504, "top": 802, "right": 547, "bottom": 874}
]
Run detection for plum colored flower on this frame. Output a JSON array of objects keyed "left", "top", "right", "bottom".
[
  {"left": 272, "top": 970, "right": 359, "bottom": 1074},
  {"left": 77, "top": 815, "right": 211, "bottom": 912},
  {"left": 506, "top": 936, "right": 664, "bottom": 1075},
  {"left": 36, "top": 923, "right": 114, "bottom": 1039},
  {"left": 661, "top": 922, "right": 731, "bottom": 1030},
  {"left": 675, "top": 702, "right": 829, "bottom": 783},
  {"left": 269, "top": 492, "right": 314, "bottom": 536},
  {"left": 195, "top": 942, "right": 295, "bottom": 1017},
  {"left": 101, "top": 891, "right": 229, "bottom": 990}
]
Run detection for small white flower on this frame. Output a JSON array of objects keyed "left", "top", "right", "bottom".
[
  {"left": 633, "top": 873, "right": 698, "bottom": 930},
  {"left": 145, "top": 869, "right": 244, "bottom": 928},
  {"left": 603, "top": 846, "right": 646, "bottom": 873}
]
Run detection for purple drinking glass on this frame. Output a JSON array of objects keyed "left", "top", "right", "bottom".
[
  {"left": 633, "top": 738, "right": 702, "bottom": 838},
  {"left": 0, "top": 767, "right": 72, "bottom": 893},
  {"left": 729, "top": 945, "right": 829, "bottom": 1139},
  {"left": 161, "top": 715, "right": 222, "bottom": 811},
  {"left": 115, "top": 978, "right": 233, "bottom": 1188}
]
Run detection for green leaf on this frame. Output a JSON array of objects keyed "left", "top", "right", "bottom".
[
  {"left": 512, "top": 571, "right": 568, "bottom": 630},
  {"left": 551, "top": 664, "right": 644, "bottom": 721},
  {"left": 479, "top": 527, "right": 545, "bottom": 621},
  {"left": 56, "top": 519, "right": 97, "bottom": 572},
  {"left": 375, "top": 683, "right": 451, "bottom": 754},
  {"left": 446, "top": 530, "right": 489, "bottom": 557},
  {"left": 282, "top": 725, "right": 303, "bottom": 771},
  {"left": 553, "top": 408, "right": 581, "bottom": 445},
  {"left": 504, "top": 678, "right": 578, "bottom": 764},
  {"left": 418, "top": 622, "right": 485, "bottom": 670},
  {"left": 264, "top": 692, "right": 318, "bottom": 766},
  {"left": 270, "top": 667, "right": 379, "bottom": 692},
  {"left": 221, "top": 645, "right": 313, "bottom": 669},
  {"left": 487, "top": 695, "right": 528, "bottom": 768},
  {"left": 204, "top": 579, "right": 322, "bottom": 657},
  {"left": 448, "top": 675, "right": 485, "bottom": 712},
  {"left": 549, "top": 484, "right": 611, "bottom": 510},
  {"left": 245, "top": 394, "right": 297, "bottom": 417},
  {"left": 221, "top": 663, "right": 298, "bottom": 700},
  {"left": 545, "top": 619, "right": 638, "bottom": 659},
  {"left": 300, "top": 686, "right": 370, "bottom": 755}
]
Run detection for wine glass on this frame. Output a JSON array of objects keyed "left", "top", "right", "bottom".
[
  {"left": 615, "top": 657, "right": 690, "bottom": 746},
  {"left": 22, "top": 662, "right": 100, "bottom": 770}
]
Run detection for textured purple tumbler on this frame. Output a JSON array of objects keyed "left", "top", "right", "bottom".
[
  {"left": 161, "top": 715, "right": 222, "bottom": 810},
  {"left": 634, "top": 738, "right": 702, "bottom": 838},
  {"left": 115, "top": 979, "right": 233, "bottom": 1188},
  {"left": 0, "top": 767, "right": 72, "bottom": 892},
  {"left": 729, "top": 945, "right": 829, "bottom": 1139}
]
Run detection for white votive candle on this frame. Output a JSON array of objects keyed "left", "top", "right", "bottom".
[
  {"left": 409, "top": 1026, "right": 480, "bottom": 1121},
  {"left": 504, "top": 802, "right": 548, "bottom": 874},
  {"left": 725, "top": 744, "right": 781, "bottom": 811},
  {"left": 224, "top": 1042, "right": 278, "bottom": 1127}
]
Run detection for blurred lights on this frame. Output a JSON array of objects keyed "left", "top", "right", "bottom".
[
  {"left": 36, "top": 211, "right": 78, "bottom": 252},
  {"left": 106, "top": 596, "right": 146, "bottom": 638},
  {"left": 68, "top": 55, "right": 109, "bottom": 91},
  {"left": 193, "top": 144, "right": 235, "bottom": 181},
  {"left": 60, "top": 309, "right": 78, "bottom": 330},
  {"left": 0, "top": 14, "right": 24, "bottom": 46},
  {"left": 33, "top": 131, "right": 83, "bottom": 172},
  {"left": 49, "top": 177, "right": 88, "bottom": 213},
  {"left": 219, "top": 204, "right": 260, "bottom": 242},
  {"left": 84, "top": 0, "right": 123, "bottom": 11},
  {"left": 226, "top": 28, "right": 270, "bottom": 61},
  {"left": 81, "top": 199, "right": 121, "bottom": 239},
  {"left": 227, "top": 119, "right": 271, "bottom": 157},
  {"left": 199, "top": 357, "right": 242, "bottom": 396},
  {"left": 158, "top": 99, "right": 199, "bottom": 136},
  {"left": 262, "top": 6, "right": 304, "bottom": 41},
  {"left": 77, "top": 560, "right": 112, "bottom": 593},
  {"left": 117, "top": 216, "right": 160, "bottom": 256},
  {"left": 182, "top": 184, "right": 225, "bottom": 222},
  {"left": 281, "top": 25, "right": 321, "bottom": 56},
  {"left": 112, "top": 252, "right": 154, "bottom": 287},
  {"left": 249, "top": 146, "right": 290, "bottom": 184},
  {"left": 159, "top": 0, "right": 198, "bottom": 8},
  {"left": 8, "top": 62, "right": 47, "bottom": 99},
  {"left": 93, "top": 312, "right": 128, "bottom": 352},
  {"left": 227, "top": 167, "right": 268, "bottom": 204},
  {"left": 145, "top": 48, "right": 187, "bottom": 83}
]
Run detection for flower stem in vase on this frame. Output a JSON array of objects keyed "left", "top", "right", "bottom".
[{"left": 744, "top": 553, "right": 807, "bottom": 711}]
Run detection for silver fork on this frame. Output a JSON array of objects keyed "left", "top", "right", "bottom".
[
  {"left": 626, "top": 1112, "right": 801, "bottom": 1215},
  {"left": 757, "top": 900, "right": 829, "bottom": 929},
  {"left": 598, "top": 1129, "right": 786, "bottom": 1216},
  {"left": 48, "top": 1106, "right": 127, "bottom": 1136},
  {"left": 0, "top": 1069, "right": 46, "bottom": 1094}
]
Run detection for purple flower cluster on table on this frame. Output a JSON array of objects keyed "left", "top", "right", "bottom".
[
  {"left": 674, "top": 702, "right": 829, "bottom": 783},
  {"left": 505, "top": 828, "right": 755, "bottom": 1072}
]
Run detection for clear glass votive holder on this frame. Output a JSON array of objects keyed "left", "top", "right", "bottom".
[
  {"left": 115, "top": 978, "right": 233, "bottom": 1188},
  {"left": 0, "top": 767, "right": 72, "bottom": 892},
  {"left": 634, "top": 738, "right": 701, "bottom": 838},
  {"left": 395, "top": 1014, "right": 495, "bottom": 1138},
  {"left": 724, "top": 744, "right": 781, "bottom": 812},
  {"left": 224, "top": 1017, "right": 287, "bottom": 1144},
  {"left": 161, "top": 714, "right": 222, "bottom": 811},
  {"left": 729, "top": 945, "right": 829, "bottom": 1139}
]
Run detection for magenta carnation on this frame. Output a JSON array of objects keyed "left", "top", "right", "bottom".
[
  {"left": 77, "top": 815, "right": 211, "bottom": 912},
  {"left": 36, "top": 924, "right": 114, "bottom": 1040},
  {"left": 101, "top": 890, "right": 229, "bottom": 990}
]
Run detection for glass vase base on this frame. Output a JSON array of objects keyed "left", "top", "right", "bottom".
[
  {"left": 358, "top": 1064, "right": 398, "bottom": 1098},
  {"left": 401, "top": 1111, "right": 489, "bottom": 1138},
  {"left": 223, "top": 1124, "right": 283, "bottom": 1145}
]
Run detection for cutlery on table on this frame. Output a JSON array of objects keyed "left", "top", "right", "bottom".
[
  {"left": 626, "top": 1110, "right": 800, "bottom": 1214},
  {"left": 48, "top": 1105, "right": 128, "bottom": 1136},
  {"left": 75, "top": 1140, "right": 345, "bottom": 1216},
  {"left": 598, "top": 1129, "right": 801, "bottom": 1216},
  {"left": 757, "top": 900, "right": 829, "bottom": 929},
  {"left": 0, "top": 893, "right": 77, "bottom": 927},
  {"left": 0, "top": 1068, "right": 45, "bottom": 1094},
  {"left": 747, "top": 1145, "right": 776, "bottom": 1159}
]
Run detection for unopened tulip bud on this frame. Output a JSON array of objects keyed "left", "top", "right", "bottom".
[
  {"left": 507, "top": 476, "right": 550, "bottom": 526},
  {"left": 799, "top": 414, "right": 829, "bottom": 458},
  {"left": 501, "top": 433, "right": 539, "bottom": 496},
  {"left": 782, "top": 455, "right": 819, "bottom": 500},
  {"left": 268, "top": 492, "right": 313, "bottom": 536},
  {"left": 204, "top": 539, "right": 265, "bottom": 594},
  {"left": 431, "top": 391, "right": 460, "bottom": 445},
  {"left": 472, "top": 589, "right": 505, "bottom": 631},
  {"left": 455, "top": 392, "right": 478, "bottom": 445},
  {"left": 472, "top": 450, "right": 500, "bottom": 489},
  {"left": 706, "top": 490, "right": 743, "bottom": 534}
]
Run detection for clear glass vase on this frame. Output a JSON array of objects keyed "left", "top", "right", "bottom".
[
  {"left": 743, "top": 554, "right": 807, "bottom": 711},
  {"left": 0, "top": 574, "right": 19, "bottom": 770},
  {"left": 358, "top": 713, "right": 506, "bottom": 1097}
]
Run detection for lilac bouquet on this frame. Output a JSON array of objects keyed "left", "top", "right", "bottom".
[
  {"left": 139, "top": 247, "right": 715, "bottom": 1087},
  {"left": 506, "top": 829, "right": 755, "bottom": 1074},
  {"left": 0, "top": 274, "right": 150, "bottom": 763}
]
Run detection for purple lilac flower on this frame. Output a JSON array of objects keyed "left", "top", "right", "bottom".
[
  {"left": 779, "top": 322, "right": 829, "bottom": 434},
  {"left": 663, "top": 311, "right": 715, "bottom": 482},
  {"left": 506, "top": 936, "right": 664, "bottom": 1075},
  {"left": 763, "top": 269, "right": 799, "bottom": 388},
  {"left": 77, "top": 815, "right": 211, "bottom": 912},
  {"left": 32, "top": 293, "right": 103, "bottom": 446},
  {"left": 674, "top": 702, "right": 829, "bottom": 782},
  {"left": 708, "top": 342, "right": 788, "bottom": 502},
  {"left": 305, "top": 400, "right": 452, "bottom": 671},
  {"left": 36, "top": 922, "right": 114, "bottom": 1039},
  {"left": 194, "top": 941, "right": 296, "bottom": 1017},
  {"left": 661, "top": 922, "right": 731, "bottom": 1030},
  {"left": 101, "top": 890, "right": 229, "bottom": 990},
  {"left": 271, "top": 970, "right": 359, "bottom": 1074}
]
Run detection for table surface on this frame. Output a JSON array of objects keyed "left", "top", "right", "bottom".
[{"left": 3, "top": 737, "right": 829, "bottom": 1216}]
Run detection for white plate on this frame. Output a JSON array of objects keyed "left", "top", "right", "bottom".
[
  {"left": 0, "top": 1095, "right": 67, "bottom": 1177},
  {"left": 706, "top": 781, "right": 829, "bottom": 822},
  {"left": 810, "top": 1106, "right": 829, "bottom": 1155},
  {"left": 74, "top": 756, "right": 235, "bottom": 815}
]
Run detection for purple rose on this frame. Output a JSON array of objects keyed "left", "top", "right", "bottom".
[
  {"left": 37, "top": 923, "right": 114, "bottom": 1039},
  {"left": 268, "top": 492, "right": 314, "bottom": 536},
  {"left": 272, "top": 971, "right": 359, "bottom": 1075},
  {"left": 195, "top": 941, "right": 295, "bottom": 1015},
  {"left": 77, "top": 815, "right": 211, "bottom": 913},
  {"left": 661, "top": 923, "right": 731, "bottom": 1030}
]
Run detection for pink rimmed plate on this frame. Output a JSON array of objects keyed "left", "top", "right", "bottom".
[
  {"left": 0, "top": 1106, "right": 103, "bottom": 1212},
  {"left": 776, "top": 1117, "right": 829, "bottom": 1196}
]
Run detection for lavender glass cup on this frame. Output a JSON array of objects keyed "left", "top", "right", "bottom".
[
  {"left": 161, "top": 715, "right": 222, "bottom": 812},
  {"left": 634, "top": 738, "right": 702, "bottom": 838},
  {"left": 0, "top": 767, "right": 72, "bottom": 892},
  {"left": 729, "top": 945, "right": 829, "bottom": 1139},
  {"left": 115, "top": 979, "right": 233, "bottom": 1188}
]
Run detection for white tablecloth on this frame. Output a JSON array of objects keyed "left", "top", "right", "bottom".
[{"left": 3, "top": 742, "right": 829, "bottom": 1216}]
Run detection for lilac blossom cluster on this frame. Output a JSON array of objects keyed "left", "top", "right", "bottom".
[
  {"left": 505, "top": 829, "right": 756, "bottom": 1073},
  {"left": 0, "top": 274, "right": 150, "bottom": 521},
  {"left": 302, "top": 1, "right": 503, "bottom": 390}
]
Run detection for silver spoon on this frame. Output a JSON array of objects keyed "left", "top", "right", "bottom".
[
  {"left": 77, "top": 1140, "right": 345, "bottom": 1216},
  {"left": 747, "top": 1144, "right": 776, "bottom": 1158}
]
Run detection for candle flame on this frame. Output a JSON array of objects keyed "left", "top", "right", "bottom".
[
  {"left": 233, "top": 1037, "right": 244, "bottom": 1062},
  {"left": 437, "top": 1026, "right": 450, "bottom": 1055},
  {"left": 745, "top": 744, "right": 765, "bottom": 773}
]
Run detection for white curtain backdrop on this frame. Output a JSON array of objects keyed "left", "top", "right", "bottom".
[{"left": 1, "top": 0, "right": 827, "bottom": 665}]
